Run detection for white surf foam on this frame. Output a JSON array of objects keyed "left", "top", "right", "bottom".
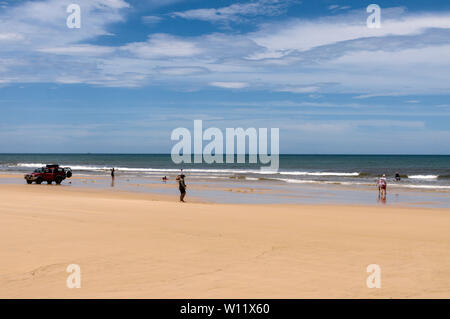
[
  {"left": 408, "top": 175, "right": 439, "bottom": 179},
  {"left": 16, "top": 163, "right": 47, "bottom": 168},
  {"left": 14, "top": 163, "right": 359, "bottom": 177},
  {"left": 15, "top": 163, "right": 264, "bottom": 175},
  {"left": 399, "top": 184, "right": 450, "bottom": 190},
  {"left": 281, "top": 171, "right": 360, "bottom": 177},
  {"left": 275, "top": 178, "right": 320, "bottom": 184},
  {"left": 275, "top": 178, "right": 372, "bottom": 186}
]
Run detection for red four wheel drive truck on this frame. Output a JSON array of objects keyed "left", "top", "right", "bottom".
[{"left": 24, "top": 164, "right": 72, "bottom": 185}]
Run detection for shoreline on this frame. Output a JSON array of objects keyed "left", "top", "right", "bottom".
[
  {"left": 2, "top": 173, "right": 450, "bottom": 208},
  {"left": 2, "top": 182, "right": 450, "bottom": 211},
  {"left": 0, "top": 183, "right": 449, "bottom": 298}
]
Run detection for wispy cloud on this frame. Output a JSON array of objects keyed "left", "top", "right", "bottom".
[
  {"left": 122, "top": 34, "right": 202, "bottom": 58},
  {"left": 0, "top": 32, "right": 24, "bottom": 41},
  {"left": 37, "top": 45, "right": 116, "bottom": 56},
  {"left": 276, "top": 86, "right": 321, "bottom": 93},
  {"left": 0, "top": 0, "right": 129, "bottom": 50},
  {"left": 210, "top": 82, "right": 249, "bottom": 89},
  {"left": 170, "top": 0, "right": 297, "bottom": 24},
  {"left": 250, "top": 8, "right": 450, "bottom": 55},
  {"left": 142, "top": 15, "right": 163, "bottom": 25},
  {"left": 328, "top": 5, "right": 351, "bottom": 11},
  {"left": 353, "top": 92, "right": 410, "bottom": 99}
]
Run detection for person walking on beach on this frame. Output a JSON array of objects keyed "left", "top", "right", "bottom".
[
  {"left": 377, "top": 174, "right": 387, "bottom": 200},
  {"left": 176, "top": 171, "right": 187, "bottom": 202},
  {"left": 110, "top": 168, "right": 116, "bottom": 187}
]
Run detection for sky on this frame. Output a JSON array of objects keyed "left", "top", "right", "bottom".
[{"left": 0, "top": 0, "right": 450, "bottom": 154}]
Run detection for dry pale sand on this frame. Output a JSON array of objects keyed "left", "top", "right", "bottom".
[{"left": 0, "top": 183, "right": 449, "bottom": 299}]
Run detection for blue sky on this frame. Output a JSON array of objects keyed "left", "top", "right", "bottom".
[{"left": 1, "top": 0, "right": 450, "bottom": 154}]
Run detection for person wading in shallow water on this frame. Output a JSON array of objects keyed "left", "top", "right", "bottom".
[
  {"left": 377, "top": 174, "right": 387, "bottom": 201},
  {"left": 176, "top": 170, "right": 187, "bottom": 202}
]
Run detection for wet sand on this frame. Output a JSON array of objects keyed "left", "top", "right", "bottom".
[{"left": 0, "top": 183, "right": 449, "bottom": 298}]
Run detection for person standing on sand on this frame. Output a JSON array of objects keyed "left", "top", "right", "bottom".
[
  {"left": 176, "top": 171, "right": 187, "bottom": 202},
  {"left": 377, "top": 174, "right": 387, "bottom": 200},
  {"left": 110, "top": 168, "right": 116, "bottom": 187}
]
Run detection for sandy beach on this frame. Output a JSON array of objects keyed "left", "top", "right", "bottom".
[{"left": 0, "top": 182, "right": 449, "bottom": 299}]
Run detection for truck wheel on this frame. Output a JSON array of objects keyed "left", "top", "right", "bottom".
[
  {"left": 56, "top": 177, "right": 63, "bottom": 185},
  {"left": 36, "top": 178, "right": 43, "bottom": 184},
  {"left": 26, "top": 180, "right": 32, "bottom": 184},
  {"left": 66, "top": 171, "right": 72, "bottom": 178}
]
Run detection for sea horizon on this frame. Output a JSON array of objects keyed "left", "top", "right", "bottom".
[{"left": 1, "top": 153, "right": 450, "bottom": 155}]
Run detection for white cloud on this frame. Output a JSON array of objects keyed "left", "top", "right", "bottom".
[
  {"left": 0, "top": 0, "right": 130, "bottom": 52},
  {"left": 37, "top": 45, "right": 116, "bottom": 56},
  {"left": 276, "top": 86, "right": 320, "bottom": 93},
  {"left": 210, "top": 82, "right": 249, "bottom": 89},
  {"left": 171, "top": 0, "right": 295, "bottom": 23},
  {"left": 97, "top": 0, "right": 129, "bottom": 9},
  {"left": 142, "top": 15, "right": 163, "bottom": 25},
  {"left": 353, "top": 92, "right": 409, "bottom": 99},
  {"left": 250, "top": 8, "right": 450, "bottom": 57},
  {"left": 123, "top": 34, "right": 202, "bottom": 58},
  {"left": 328, "top": 5, "right": 351, "bottom": 11},
  {"left": 0, "top": 33, "right": 24, "bottom": 41},
  {"left": 323, "top": 45, "right": 450, "bottom": 95},
  {"left": 0, "top": 2, "right": 450, "bottom": 97},
  {"left": 158, "top": 67, "right": 207, "bottom": 75},
  {"left": 212, "top": 100, "right": 362, "bottom": 108},
  {"left": 282, "top": 119, "right": 425, "bottom": 135},
  {"left": 141, "top": 0, "right": 186, "bottom": 9}
]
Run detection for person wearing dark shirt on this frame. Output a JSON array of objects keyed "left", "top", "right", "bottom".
[{"left": 176, "top": 173, "right": 187, "bottom": 202}]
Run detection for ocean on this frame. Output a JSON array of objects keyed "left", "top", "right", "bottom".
[{"left": 1, "top": 154, "right": 450, "bottom": 191}]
